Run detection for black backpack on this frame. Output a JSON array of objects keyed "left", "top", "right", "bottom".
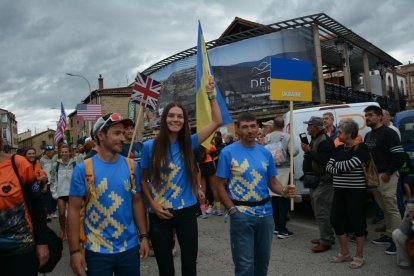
[{"left": 11, "top": 155, "right": 63, "bottom": 274}]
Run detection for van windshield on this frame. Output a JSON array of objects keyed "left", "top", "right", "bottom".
[{"left": 399, "top": 116, "right": 414, "bottom": 144}]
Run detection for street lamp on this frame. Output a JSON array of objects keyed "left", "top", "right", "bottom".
[{"left": 66, "top": 73, "right": 92, "bottom": 103}]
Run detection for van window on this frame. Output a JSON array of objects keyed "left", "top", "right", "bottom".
[{"left": 399, "top": 117, "right": 414, "bottom": 144}]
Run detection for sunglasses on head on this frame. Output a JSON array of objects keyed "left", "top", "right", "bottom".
[{"left": 99, "top": 113, "right": 123, "bottom": 132}]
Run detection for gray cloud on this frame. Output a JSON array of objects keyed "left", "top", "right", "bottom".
[{"left": 0, "top": 0, "right": 412, "bottom": 134}]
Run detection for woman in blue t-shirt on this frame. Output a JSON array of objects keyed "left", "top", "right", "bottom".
[{"left": 140, "top": 76, "right": 222, "bottom": 276}]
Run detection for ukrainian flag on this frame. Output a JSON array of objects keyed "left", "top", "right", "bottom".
[
  {"left": 196, "top": 21, "right": 232, "bottom": 147},
  {"left": 270, "top": 57, "right": 312, "bottom": 102}
]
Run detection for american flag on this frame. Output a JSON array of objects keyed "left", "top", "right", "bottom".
[
  {"left": 54, "top": 102, "right": 67, "bottom": 143},
  {"left": 131, "top": 72, "right": 161, "bottom": 110},
  {"left": 76, "top": 104, "right": 102, "bottom": 121}
]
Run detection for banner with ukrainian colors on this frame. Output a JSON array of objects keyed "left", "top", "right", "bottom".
[
  {"left": 196, "top": 21, "right": 232, "bottom": 148},
  {"left": 270, "top": 57, "right": 312, "bottom": 102}
]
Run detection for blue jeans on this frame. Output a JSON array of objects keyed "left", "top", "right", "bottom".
[
  {"left": 85, "top": 246, "right": 140, "bottom": 276},
  {"left": 230, "top": 212, "right": 274, "bottom": 276}
]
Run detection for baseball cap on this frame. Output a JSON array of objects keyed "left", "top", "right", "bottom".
[
  {"left": 45, "top": 145, "right": 54, "bottom": 151},
  {"left": 92, "top": 113, "right": 134, "bottom": 136},
  {"left": 303, "top": 116, "right": 324, "bottom": 127},
  {"left": 262, "top": 120, "right": 274, "bottom": 126}
]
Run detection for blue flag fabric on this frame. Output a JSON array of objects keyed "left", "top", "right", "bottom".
[{"left": 196, "top": 21, "right": 232, "bottom": 147}]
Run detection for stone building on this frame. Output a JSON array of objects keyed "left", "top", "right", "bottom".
[
  {"left": 18, "top": 129, "right": 55, "bottom": 155},
  {"left": 398, "top": 63, "right": 414, "bottom": 108},
  {"left": 67, "top": 75, "right": 145, "bottom": 145},
  {"left": 0, "top": 108, "right": 18, "bottom": 152}
]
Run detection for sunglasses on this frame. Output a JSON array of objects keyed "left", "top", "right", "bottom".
[{"left": 99, "top": 113, "right": 123, "bottom": 132}]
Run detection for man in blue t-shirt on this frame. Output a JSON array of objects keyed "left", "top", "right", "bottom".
[
  {"left": 67, "top": 113, "right": 149, "bottom": 276},
  {"left": 215, "top": 112, "right": 296, "bottom": 276},
  {"left": 121, "top": 123, "right": 143, "bottom": 161}
]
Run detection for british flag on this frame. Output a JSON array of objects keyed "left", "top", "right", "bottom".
[{"left": 131, "top": 72, "right": 161, "bottom": 110}]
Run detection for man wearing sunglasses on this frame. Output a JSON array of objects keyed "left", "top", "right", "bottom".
[{"left": 67, "top": 113, "right": 149, "bottom": 276}]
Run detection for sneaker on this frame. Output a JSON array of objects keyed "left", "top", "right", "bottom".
[
  {"left": 385, "top": 242, "right": 397, "bottom": 255},
  {"left": 213, "top": 208, "right": 223, "bottom": 216},
  {"left": 372, "top": 234, "right": 392, "bottom": 245},
  {"left": 206, "top": 207, "right": 214, "bottom": 214},
  {"left": 277, "top": 230, "right": 294, "bottom": 239},
  {"left": 273, "top": 230, "right": 279, "bottom": 235}
]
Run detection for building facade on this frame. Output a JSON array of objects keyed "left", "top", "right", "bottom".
[
  {"left": 67, "top": 75, "right": 145, "bottom": 145},
  {"left": 0, "top": 108, "right": 18, "bottom": 152},
  {"left": 398, "top": 63, "right": 414, "bottom": 108},
  {"left": 18, "top": 129, "right": 55, "bottom": 155}
]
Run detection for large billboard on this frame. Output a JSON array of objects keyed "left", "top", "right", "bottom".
[{"left": 147, "top": 27, "right": 317, "bottom": 127}]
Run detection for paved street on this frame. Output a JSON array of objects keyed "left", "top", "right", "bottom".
[{"left": 44, "top": 203, "right": 413, "bottom": 276}]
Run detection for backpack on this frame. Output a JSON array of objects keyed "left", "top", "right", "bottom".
[
  {"left": 265, "top": 133, "right": 287, "bottom": 166},
  {"left": 79, "top": 157, "right": 135, "bottom": 250},
  {"left": 11, "top": 155, "right": 63, "bottom": 273}
]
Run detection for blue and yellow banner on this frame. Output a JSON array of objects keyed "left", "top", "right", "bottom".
[
  {"left": 270, "top": 57, "right": 312, "bottom": 102},
  {"left": 196, "top": 21, "right": 232, "bottom": 147}
]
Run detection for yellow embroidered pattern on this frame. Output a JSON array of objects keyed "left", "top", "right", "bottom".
[
  {"left": 229, "top": 158, "right": 268, "bottom": 216},
  {"left": 86, "top": 177, "right": 126, "bottom": 252},
  {"left": 152, "top": 162, "right": 183, "bottom": 208}
]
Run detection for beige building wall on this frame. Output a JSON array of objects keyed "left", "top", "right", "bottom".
[
  {"left": 18, "top": 130, "right": 32, "bottom": 142},
  {"left": 18, "top": 129, "right": 55, "bottom": 155},
  {"left": 398, "top": 63, "right": 414, "bottom": 108},
  {"left": 0, "top": 109, "right": 18, "bottom": 152},
  {"left": 67, "top": 81, "right": 145, "bottom": 144}
]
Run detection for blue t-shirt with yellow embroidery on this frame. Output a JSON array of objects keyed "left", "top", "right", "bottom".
[
  {"left": 216, "top": 142, "right": 277, "bottom": 217},
  {"left": 69, "top": 155, "right": 141, "bottom": 253},
  {"left": 141, "top": 134, "right": 198, "bottom": 210}
]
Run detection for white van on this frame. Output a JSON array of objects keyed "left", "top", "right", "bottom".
[{"left": 283, "top": 102, "right": 380, "bottom": 202}]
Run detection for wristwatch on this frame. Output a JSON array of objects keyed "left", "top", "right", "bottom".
[{"left": 139, "top": 232, "right": 150, "bottom": 240}]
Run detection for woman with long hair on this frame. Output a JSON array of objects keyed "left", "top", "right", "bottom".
[
  {"left": 140, "top": 76, "right": 222, "bottom": 276},
  {"left": 25, "top": 148, "right": 48, "bottom": 192},
  {"left": 50, "top": 144, "right": 77, "bottom": 240}
]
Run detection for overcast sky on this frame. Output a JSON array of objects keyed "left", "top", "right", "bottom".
[{"left": 1, "top": 0, "right": 413, "bottom": 134}]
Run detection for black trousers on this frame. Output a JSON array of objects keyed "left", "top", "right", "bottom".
[
  {"left": 331, "top": 188, "right": 367, "bottom": 237},
  {"left": 149, "top": 204, "right": 198, "bottom": 276},
  {"left": 271, "top": 196, "right": 289, "bottom": 232},
  {"left": 1, "top": 247, "right": 38, "bottom": 276}
]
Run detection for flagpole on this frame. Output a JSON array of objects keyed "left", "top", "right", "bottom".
[
  {"left": 289, "top": 100, "right": 295, "bottom": 211},
  {"left": 128, "top": 104, "right": 144, "bottom": 158}
]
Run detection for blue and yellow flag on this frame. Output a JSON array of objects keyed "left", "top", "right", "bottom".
[
  {"left": 196, "top": 21, "right": 232, "bottom": 147},
  {"left": 270, "top": 57, "right": 312, "bottom": 102}
]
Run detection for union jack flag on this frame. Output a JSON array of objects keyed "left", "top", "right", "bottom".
[{"left": 131, "top": 72, "right": 161, "bottom": 110}]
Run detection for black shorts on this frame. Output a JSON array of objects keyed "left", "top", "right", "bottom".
[
  {"left": 58, "top": 196, "right": 69, "bottom": 202},
  {"left": 199, "top": 161, "right": 216, "bottom": 177}
]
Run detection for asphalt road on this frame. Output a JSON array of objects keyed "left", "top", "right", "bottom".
[{"left": 42, "top": 202, "right": 413, "bottom": 276}]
